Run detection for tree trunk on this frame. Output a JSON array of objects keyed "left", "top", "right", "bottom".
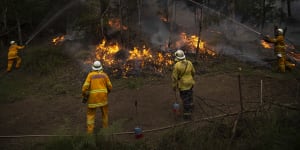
[
  {"left": 261, "top": 0, "right": 266, "bottom": 32},
  {"left": 280, "top": 0, "right": 285, "bottom": 26},
  {"left": 230, "top": 0, "right": 235, "bottom": 19},
  {"left": 287, "top": 0, "right": 292, "bottom": 17},
  {"left": 168, "top": 0, "right": 176, "bottom": 48},
  {"left": 16, "top": 13, "right": 23, "bottom": 45},
  {"left": 119, "top": 0, "right": 123, "bottom": 45},
  {"left": 125, "top": 0, "right": 130, "bottom": 49},
  {"left": 137, "top": 0, "right": 142, "bottom": 46},
  {"left": 2, "top": 8, "right": 8, "bottom": 31},
  {"left": 196, "top": 7, "right": 202, "bottom": 56}
]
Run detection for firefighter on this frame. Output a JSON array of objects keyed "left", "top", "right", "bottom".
[
  {"left": 82, "top": 61, "right": 113, "bottom": 134},
  {"left": 6, "top": 41, "right": 25, "bottom": 72},
  {"left": 172, "top": 49, "right": 196, "bottom": 120},
  {"left": 263, "top": 28, "right": 295, "bottom": 72}
]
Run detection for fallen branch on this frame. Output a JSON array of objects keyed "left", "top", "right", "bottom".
[
  {"left": 113, "top": 109, "right": 256, "bottom": 135},
  {"left": 0, "top": 134, "right": 72, "bottom": 138},
  {"left": 227, "top": 111, "right": 242, "bottom": 150}
]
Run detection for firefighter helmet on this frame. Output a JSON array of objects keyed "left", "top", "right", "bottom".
[
  {"left": 175, "top": 49, "right": 185, "bottom": 60},
  {"left": 10, "top": 41, "right": 15, "bottom": 45},
  {"left": 277, "top": 53, "right": 282, "bottom": 58},
  {"left": 277, "top": 28, "right": 283, "bottom": 35},
  {"left": 92, "top": 61, "right": 103, "bottom": 70}
]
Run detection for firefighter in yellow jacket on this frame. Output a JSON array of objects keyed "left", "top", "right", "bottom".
[
  {"left": 263, "top": 28, "right": 295, "bottom": 72},
  {"left": 82, "top": 61, "right": 112, "bottom": 134},
  {"left": 7, "top": 41, "right": 25, "bottom": 72},
  {"left": 172, "top": 49, "right": 195, "bottom": 120}
]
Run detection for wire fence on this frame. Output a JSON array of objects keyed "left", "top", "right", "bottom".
[{"left": 0, "top": 77, "right": 299, "bottom": 139}]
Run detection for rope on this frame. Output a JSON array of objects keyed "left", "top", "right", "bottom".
[
  {"left": 0, "top": 134, "right": 73, "bottom": 138},
  {"left": 112, "top": 109, "right": 256, "bottom": 135}
]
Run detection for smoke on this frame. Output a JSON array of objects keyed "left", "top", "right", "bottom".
[
  {"left": 139, "top": 0, "right": 271, "bottom": 64},
  {"left": 150, "top": 23, "right": 170, "bottom": 47},
  {"left": 140, "top": 0, "right": 198, "bottom": 50},
  {"left": 66, "top": 0, "right": 300, "bottom": 71}
]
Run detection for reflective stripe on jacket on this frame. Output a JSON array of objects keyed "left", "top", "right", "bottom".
[
  {"left": 82, "top": 71, "right": 112, "bottom": 108},
  {"left": 8, "top": 44, "right": 24, "bottom": 59},
  {"left": 172, "top": 59, "right": 195, "bottom": 91}
]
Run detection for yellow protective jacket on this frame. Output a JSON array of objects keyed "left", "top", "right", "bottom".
[
  {"left": 265, "top": 35, "right": 285, "bottom": 55},
  {"left": 82, "top": 70, "right": 112, "bottom": 108},
  {"left": 8, "top": 44, "right": 25, "bottom": 59},
  {"left": 172, "top": 59, "right": 195, "bottom": 91}
]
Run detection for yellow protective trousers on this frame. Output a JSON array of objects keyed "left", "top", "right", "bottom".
[
  {"left": 277, "top": 54, "right": 295, "bottom": 73},
  {"left": 87, "top": 105, "right": 108, "bottom": 134},
  {"left": 7, "top": 57, "right": 22, "bottom": 72}
]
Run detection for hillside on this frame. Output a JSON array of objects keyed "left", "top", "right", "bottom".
[{"left": 1, "top": 44, "right": 300, "bottom": 149}]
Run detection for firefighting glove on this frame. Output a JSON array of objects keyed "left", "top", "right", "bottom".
[{"left": 262, "top": 35, "right": 271, "bottom": 42}]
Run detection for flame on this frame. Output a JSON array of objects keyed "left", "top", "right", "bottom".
[
  {"left": 108, "top": 18, "right": 128, "bottom": 30},
  {"left": 190, "top": 35, "right": 205, "bottom": 50},
  {"left": 95, "top": 39, "right": 120, "bottom": 65},
  {"left": 86, "top": 32, "right": 218, "bottom": 77},
  {"left": 88, "top": 40, "right": 173, "bottom": 77},
  {"left": 160, "top": 16, "right": 168, "bottom": 22},
  {"left": 176, "top": 32, "right": 216, "bottom": 56},
  {"left": 52, "top": 35, "right": 65, "bottom": 45},
  {"left": 260, "top": 40, "right": 272, "bottom": 49}
]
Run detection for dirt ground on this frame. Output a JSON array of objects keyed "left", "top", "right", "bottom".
[
  {"left": 0, "top": 63, "right": 299, "bottom": 143},
  {"left": 0, "top": 52, "right": 299, "bottom": 150}
]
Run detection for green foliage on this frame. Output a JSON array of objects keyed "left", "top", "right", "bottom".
[
  {"left": 0, "top": 75, "right": 28, "bottom": 103},
  {"left": 19, "top": 110, "right": 300, "bottom": 150},
  {"left": 22, "top": 45, "right": 69, "bottom": 75},
  {"left": 126, "top": 77, "right": 145, "bottom": 89},
  {"left": 232, "top": 110, "right": 300, "bottom": 150}
]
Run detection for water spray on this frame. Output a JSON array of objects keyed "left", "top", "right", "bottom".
[
  {"left": 25, "top": 0, "right": 81, "bottom": 45},
  {"left": 187, "top": 0, "right": 262, "bottom": 35},
  {"left": 187, "top": 0, "right": 299, "bottom": 51}
]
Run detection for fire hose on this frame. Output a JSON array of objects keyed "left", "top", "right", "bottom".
[
  {"left": 24, "top": 0, "right": 81, "bottom": 46},
  {"left": 187, "top": 0, "right": 299, "bottom": 50}
]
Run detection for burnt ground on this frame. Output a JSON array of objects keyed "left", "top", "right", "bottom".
[{"left": 0, "top": 54, "right": 300, "bottom": 149}]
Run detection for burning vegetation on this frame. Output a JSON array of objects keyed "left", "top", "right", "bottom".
[
  {"left": 52, "top": 35, "right": 65, "bottom": 45},
  {"left": 177, "top": 32, "right": 216, "bottom": 56},
  {"left": 50, "top": 32, "right": 217, "bottom": 77},
  {"left": 108, "top": 18, "right": 128, "bottom": 30},
  {"left": 83, "top": 39, "right": 174, "bottom": 77}
]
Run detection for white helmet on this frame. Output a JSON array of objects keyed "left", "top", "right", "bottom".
[
  {"left": 277, "top": 28, "right": 283, "bottom": 35},
  {"left": 10, "top": 41, "right": 16, "bottom": 45},
  {"left": 277, "top": 53, "right": 282, "bottom": 58},
  {"left": 92, "top": 61, "right": 103, "bottom": 71},
  {"left": 174, "top": 49, "right": 185, "bottom": 60}
]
